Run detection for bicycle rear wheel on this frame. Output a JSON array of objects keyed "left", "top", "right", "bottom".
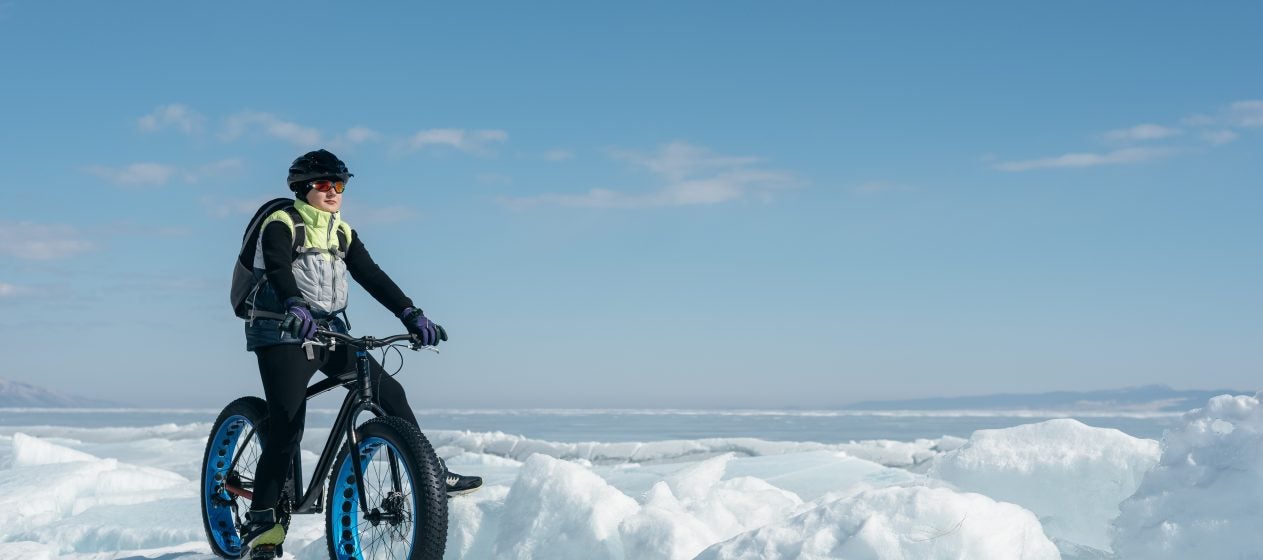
[
  {"left": 326, "top": 416, "right": 448, "bottom": 560},
  {"left": 200, "top": 396, "right": 267, "bottom": 559}
]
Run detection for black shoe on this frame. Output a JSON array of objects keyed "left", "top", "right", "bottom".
[
  {"left": 242, "top": 508, "right": 286, "bottom": 557},
  {"left": 436, "top": 457, "right": 482, "bottom": 497},
  {"left": 445, "top": 470, "right": 483, "bottom": 497}
]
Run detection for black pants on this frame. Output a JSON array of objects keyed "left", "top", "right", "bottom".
[{"left": 251, "top": 344, "right": 420, "bottom": 510}]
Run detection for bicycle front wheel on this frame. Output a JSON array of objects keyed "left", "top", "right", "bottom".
[
  {"left": 326, "top": 416, "right": 448, "bottom": 560},
  {"left": 200, "top": 396, "right": 267, "bottom": 559}
]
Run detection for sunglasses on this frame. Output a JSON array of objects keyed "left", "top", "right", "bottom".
[{"left": 309, "top": 180, "right": 346, "bottom": 194}]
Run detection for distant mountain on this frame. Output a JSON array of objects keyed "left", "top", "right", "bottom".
[
  {"left": 845, "top": 385, "right": 1251, "bottom": 412},
  {"left": 0, "top": 378, "right": 118, "bottom": 407}
]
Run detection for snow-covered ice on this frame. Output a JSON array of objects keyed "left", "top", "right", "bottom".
[
  {"left": 696, "top": 485, "right": 1059, "bottom": 560},
  {"left": 929, "top": 418, "right": 1159, "bottom": 553},
  {"left": 1113, "top": 392, "right": 1263, "bottom": 559},
  {"left": 0, "top": 396, "right": 1257, "bottom": 559}
]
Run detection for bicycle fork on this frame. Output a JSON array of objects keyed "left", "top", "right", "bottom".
[{"left": 347, "top": 348, "right": 404, "bottom": 514}]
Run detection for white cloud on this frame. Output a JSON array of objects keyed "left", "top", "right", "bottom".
[
  {"left": 84, "top": 163, "right": 179, "bottom": 187},
  {"left": 993, "top": 147, "right": 1180, "bottom": 172},
  {"left": 1102, "top": 124, "right": 1182, "bottom": 143},
  {"left": 995, "top": 100, "right": 1257, "bottom": 174},
  {"left": 85, "top": 159, "right": 243, "bottom": 187},
  {"left": 544, "top": 149, "right": 575, "bottom": 162},
  {"left": 1200, "top": 129, "right": 1239, "bottom": 145},
  {"left": 138, "top": 104, "right": 206, "bottom": 134},
  {"left": 184, "top": 159, "right": 245, "bottom": 182},
  {"left": 500, "top": 142, "right": 796, "bottom": 209},
  {"left": 1182, "top": 99, "right": 1263, "bottom": 129},
  {"left": 325, "top": 127, "right": 383, "bottom": 152},
  {"left": 0, "top": 221, "right": 94, "bottom": 260},
  {"left": 610, "top": 142, "right": 762, "bottom": 182},
  {"left": 343, "top": 126, "right": 381, "bottom": 144},
  {"left": 403, "top": 128, "right": 508, "bottom": 154},
  {"left": 222, "top": 112, "right": 321, "bottom": 146},
  {"left": 1224, "top": 100, "right": 1263, "bottom": 127},
  {"left": 0, "top": 283, "right": 25, "bottom": 298}
]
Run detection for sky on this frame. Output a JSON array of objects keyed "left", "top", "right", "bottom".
[{"left": 1, "top": 2, "right": 1260, "bottom": 408}]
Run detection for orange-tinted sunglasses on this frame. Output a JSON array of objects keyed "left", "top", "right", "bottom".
[{"left": 309, "top": 180, "right": 346, "bottom": 194}]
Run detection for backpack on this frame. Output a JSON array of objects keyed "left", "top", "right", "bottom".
[{"left": 229, "top": 198, "right": 307, "bottom": 320}]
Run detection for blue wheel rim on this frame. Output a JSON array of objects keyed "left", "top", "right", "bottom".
[
  {"left": 330, "top": 437, "right": 418, "bottom": 560},
  {"left": 203, "top": 415, "right": 255, "bottom": 556}
]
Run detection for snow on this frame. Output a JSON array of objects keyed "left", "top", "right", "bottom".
[
  {"left": 1112, "top": 391, "right": 1263, "bottom": 559},
  {"left": 0, "top": 397, "right": 1257, "bottom": 559},
  {"left": 430, "top": 429, "right": 959, "bottom": 469},
  {"left": 0, "top": 433, "right": 191, "bottom": 555},
  {"left": 696, "top": 485, "right": 1060, "bottom": 560},
  {"left": 620, "top": 454, "right": 804, "bottom": 559},
  {"left": 929, "top": 418, "right": 1160, "bottom": 552},
  {"left": 494, "top": 454, "right": 639, "bottom": 558}
]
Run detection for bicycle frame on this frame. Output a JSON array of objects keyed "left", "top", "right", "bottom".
[{"left": 271, "top": 333, "right": 417, "bottom": 516}]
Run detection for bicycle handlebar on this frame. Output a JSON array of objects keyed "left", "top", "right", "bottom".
[{"left": 312, "top": 329, "right": 422, "bottom": 350}]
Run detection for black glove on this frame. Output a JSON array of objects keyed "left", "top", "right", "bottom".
[
  {"left": 279, "top": 298, "right": 317, "bottom": 340},
  {"left": 397, "top": 307, "right": 448, "bottom": 346}
]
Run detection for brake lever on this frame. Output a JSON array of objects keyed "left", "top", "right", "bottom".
[
  {"left": 301, "top": 339, "right": 327, "bottom": 360},
  {"left": 407, "top": 342, "right": 440, "bottom": 354}
]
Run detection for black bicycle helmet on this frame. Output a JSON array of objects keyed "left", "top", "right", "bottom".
[{"left": 287, "top": 149, "right": 353, "bottom": 191}]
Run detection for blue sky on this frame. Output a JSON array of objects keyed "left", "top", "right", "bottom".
[{"left": 1, "top": 2, "right": 1260, "bottom": 408}]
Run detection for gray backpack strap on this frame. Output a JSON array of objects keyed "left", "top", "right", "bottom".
[
  {"left": 283, "top": 206, "right": 306, "bottom": 256},
  {"left": 332, "top": 228, "right": 349, "bottom": 259},
  {"left": 248, "top": 309, "right": 286, "bottom": 321}
]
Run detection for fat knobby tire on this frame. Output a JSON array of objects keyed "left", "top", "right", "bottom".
[
  {"left": 325, "top": 416, "right": 448, "bottom": 560},
  {"left": 201, "top": 396, "right": 268, "bottom": 559}
]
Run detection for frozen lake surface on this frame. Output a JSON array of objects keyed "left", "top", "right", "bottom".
[
  {"left": 0, "top": 401, "right": 1252, "bottom": 559},
  {"left": 0, "top": 406, "right": 1180, "bottom": 442}
]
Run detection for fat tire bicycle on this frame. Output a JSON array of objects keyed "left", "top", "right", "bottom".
[{"left": 199, "top": 330, "right": 448, "bottom": 559}]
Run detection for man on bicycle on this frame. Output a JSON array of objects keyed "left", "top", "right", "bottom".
[{"left": 239, "top": 149, "right": 481, "bottom": 557}]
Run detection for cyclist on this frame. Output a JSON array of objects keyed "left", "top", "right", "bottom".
[{"left": 239, "top": 149, "right": 481, "bottom": 557}]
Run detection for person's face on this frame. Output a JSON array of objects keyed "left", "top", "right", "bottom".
[{"left": 304, "top": 179, "right": 344, "bottom": 213}]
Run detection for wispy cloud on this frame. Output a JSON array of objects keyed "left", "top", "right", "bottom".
[
  {"left": 223, "top": 112, "right": 321, "bottom": 146},
  {"left": 1201, "top": 129, "right": 1239, "bottom": 145},
  {"left": 84, "top": 163, "right": 178, "bottom": 187},
  {"left": 1183, "top": 100, "right": 1263, "bottom": 129},
  {"left": 185, "top": 159, "right": 245, "bottom": 182},
  {"left": 402, "top": 128, "right": 508, "bottom": 154},
  {"left": 84, "top": 159, "right": 243, "bottom": 187},
  {"left": 325, "top": 126, "right": 383, "bottom": 152},
  {"left": 1101, "top": 124, "right": 1182, "bottom": 143},
  {"left": 544, "top": 149, "right": 575, "bottom": 162},
  {"left": 610, "top": 142, "right": 762, "bottom": 182},
  {"left": 993, "top": 100, "right": 1257, "bottom": 172},
  {"left": 1197, "top": 100, "right": 1263, "bottom": 128},
  {"left": 0, "top": 283, "right": 26, "bottom": 298},
  {"left": 343, "top": 126, "right": 381, "bottom": 144},
  {"left": 0, "top": 220, "right": 94, "bottom": 260},
  {"left": 138, "top": 104, "right": 206, "bottom": 135},
  {"left": 994, "top": 147, "right": 1180, "bottom": 172},
  {"left": 499, "top": 141, "right": 796, "bottom": 209},
  {"left": 1225, "top": 100, "right": 1263, "bottom": 127}
]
